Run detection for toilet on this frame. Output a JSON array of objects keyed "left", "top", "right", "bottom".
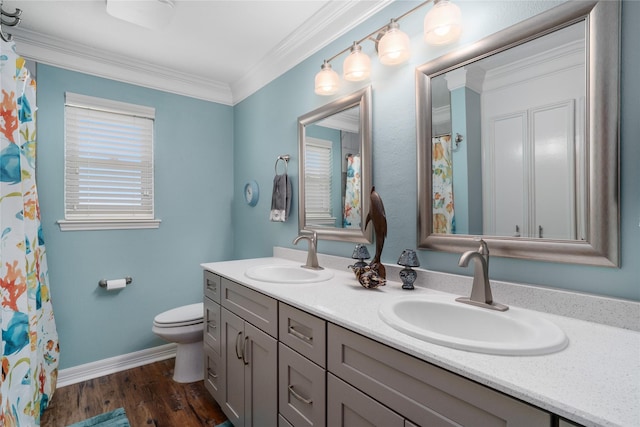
[{"left": 152, "top": 302, "right": 204, "bottom": 383}]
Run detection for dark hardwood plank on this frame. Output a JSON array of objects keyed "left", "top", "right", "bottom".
[{"left": 42, "top": 359, "right": 227, "bottom": 427}]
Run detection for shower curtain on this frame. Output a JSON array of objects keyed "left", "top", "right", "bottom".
[
  {"left": 0, "top": 41, "right": 59, "bottom": 425},
  {"left": 432, "top": 135, "right": 455, "bottom": 234},
  {"left": 343, "top": 154, "right": 361, "bottom": 228}
]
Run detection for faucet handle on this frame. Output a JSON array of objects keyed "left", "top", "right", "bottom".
[{"left": 474, "top": 238, "right": 489, "bottom": 255}]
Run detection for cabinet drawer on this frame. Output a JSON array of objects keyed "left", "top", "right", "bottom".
[
  {"left": 221, "top": 278, "right": 278, "bottom": 338},
  {"left": 204, "top": 297, "right": 220, "bottom": 354},
  {"left": 279, "top": 303, "right": 326, "bottom": 367},
  {"left": 204, "top": 270, "right": 221, "bottom": 303},
  {"left": 327, "top": 373, "right": 404, "bottom": 427},
  {"left": 279, "top": 343, "right": 326, "bottom": 427},
  {"left": 328, "top": 324, "right": 551, "bottom": 427},
  {"left": 204, "top": 343, "right": 222, "bottom": 403}
]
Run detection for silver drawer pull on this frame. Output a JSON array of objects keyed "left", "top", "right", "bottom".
[
  {"left": 207, "top": 320, "right": 217, "bottom": 329},
  {"left": 288, "top": 325, "right": 312, "bottom": 342},
  {"left": 288, "top": 385, "right": 312, "bottom": 405},
  {"left": 208, "top": 369, "right": 218, "bottom": 379}
]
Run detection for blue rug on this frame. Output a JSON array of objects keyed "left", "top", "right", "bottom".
[
  {"left": 66, "top": 408, "right": 130, "bottom": 427},
  {"left": 216, "top": 421, "right": 233, "bottom": 427}
]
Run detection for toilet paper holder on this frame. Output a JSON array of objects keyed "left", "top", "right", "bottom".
[{"left": 98, "top": 277, "right": 133, "bottom": 288}]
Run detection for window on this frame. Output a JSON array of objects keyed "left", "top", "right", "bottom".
[
  {"left": 304, "top": 137, "right": 335, "bottom": 225},
  {"left": 58, "top": 93, "right": 160, "bottom": 231}
]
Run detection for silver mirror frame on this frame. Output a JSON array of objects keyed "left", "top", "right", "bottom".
[
  {"left": 298, "top": 86, "right": 373, "bottom": 243},
  {"left": 416, "top": 0, "right": 620, "bottom": 267}
]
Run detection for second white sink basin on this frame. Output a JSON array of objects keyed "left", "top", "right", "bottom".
[
  {"left": 379, "top": 294, "right": 568, "bottom": 356},
  {"left": 245, "top": 264, "right": 334, "bottom": 284}
]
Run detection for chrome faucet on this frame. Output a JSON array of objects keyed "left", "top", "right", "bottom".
[
  {"left": 456, "top": 239, "right": 508, "bottom": 311},
  {"left": 293, "top": 230, "right": 323, "bottom": 270}
]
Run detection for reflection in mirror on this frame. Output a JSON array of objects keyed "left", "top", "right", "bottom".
[
  {"left": 431, "top": 22, "right": 586, "bottom": 240},
  {"left": 298, "top": 86, "right": 372, "bottom": 243},
  {"left": 417, "top": 1, "right": 619, "bottom": 266}
]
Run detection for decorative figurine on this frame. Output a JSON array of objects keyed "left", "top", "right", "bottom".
[
  {"left": 364, "top": 186, "right": 387, "bottom": 280},
  {"left": 349, "top": 264, "right": 387, "bottom": 289},
  {"left": 397, "top": 249, "right": 420, "bottom": 290}
]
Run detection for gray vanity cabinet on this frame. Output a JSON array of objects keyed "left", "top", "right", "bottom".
[
  {"left": 203, "top": 271, "right": 222, "bottom": 403},
  {"left": 327, "top": 324, "right": 551, "bottom": 427},
  {"left": 219, "top": 277, "right": 278, "bottom": 427},
  {"left": 278, "top": 303, "right": 326, "bottom": 427}
]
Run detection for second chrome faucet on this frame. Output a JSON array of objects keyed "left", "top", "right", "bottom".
[{"left": 456, "top": 239, "right": 508, "bottom": 311}]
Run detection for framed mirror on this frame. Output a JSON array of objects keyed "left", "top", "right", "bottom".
[
  {"left": 298, "top": 86, "right": 373, "bottom": 243},
  {"left": 416, "top": 0, "right": 619, "bottom": 266}
]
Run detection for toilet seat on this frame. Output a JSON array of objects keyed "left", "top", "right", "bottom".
[{"left": 153, "top": 302, "right": 203, "bottom": 328}]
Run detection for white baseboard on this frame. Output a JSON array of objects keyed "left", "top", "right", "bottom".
[{"left": 56, "top": 343, "right": 177, "bottom": 388}]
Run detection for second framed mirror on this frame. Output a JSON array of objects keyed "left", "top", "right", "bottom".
[{"left": 298, "top": 86, "right": 373, "bottom": 243}]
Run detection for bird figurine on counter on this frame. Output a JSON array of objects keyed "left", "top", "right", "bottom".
[{"left": 364, "top": 186, "right": 388, "bottom": 280}]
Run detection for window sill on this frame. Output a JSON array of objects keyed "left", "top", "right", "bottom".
[{"left": 57, "top": 219, "right": 161, "bottom": 231}]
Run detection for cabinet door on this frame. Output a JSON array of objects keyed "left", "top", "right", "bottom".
[
  {"left": 279, "top": 343, "right": 326, "bottom": 427},
  {"left": 327, "top": 373, "right": 404, "bottom": 427},
  {"left": 221, "top": 308, "right": 246, "bottom": 427},
  {"left": 204, "top": 297, "right": 221, "bottom": 354},
  {"left": 204, "top": 343, "right": 222, "bottom": 403},
  {"left": 245, "top": 322, "right": 278, "bottom": 427}
]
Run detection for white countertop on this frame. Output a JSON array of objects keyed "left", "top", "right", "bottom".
[{"left": 202, "top": 255, "right": 640, "bottom": 427}]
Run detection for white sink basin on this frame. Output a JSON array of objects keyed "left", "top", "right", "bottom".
[
  {"left": 379, "top": 294, "right": 568, "bottom": 356},
  {"left": 244, "top": 264, "right": 334, "bottom": 284}
]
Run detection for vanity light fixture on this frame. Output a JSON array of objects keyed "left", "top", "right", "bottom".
[
  {"left": 314, "top": 0, "right": 462, "bottom": 95},
  {"left": 377, "top": 20, "right": 411, "bottom": 66},
  {"left": 343, "top": 42, "right": 372, "bottom": 81},
  {"left": 424, "top": 0, "right": 462, "bottom": 45},
  {"left": 314, "top": 60, "right": 341, "bottom": 95}
]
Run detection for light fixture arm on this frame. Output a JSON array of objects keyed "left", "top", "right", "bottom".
[{"left": 320, "top": 0, "right": 434, "bottom": 65}]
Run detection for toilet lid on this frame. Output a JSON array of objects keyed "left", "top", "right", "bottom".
[{"left": 154, "top": 302, "right": 203, "bottom": 325}]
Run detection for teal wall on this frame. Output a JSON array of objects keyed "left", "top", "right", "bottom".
[
  {"left": 233, "top": 0, "right": 640, "bottom": 302},
  {"left": 37, "top": 65, "right": 234, "bottom": 369},
  {"left": 35, "top": 0, "right": 639, "bottom": 371}
]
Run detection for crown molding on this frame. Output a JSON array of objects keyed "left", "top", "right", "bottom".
[
  {"left": 231, "top": 0, "right": 392, "bottom": 104},
  {"left": 10, "top": 1, "right": 391, "bottom": 106},
  {"left": 11, "top": 27, "right": 234, "bottom": 105}
]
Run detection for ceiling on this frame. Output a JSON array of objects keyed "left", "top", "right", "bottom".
[{"left": 4, "top": 0, "right": 391, "bottom": 105}]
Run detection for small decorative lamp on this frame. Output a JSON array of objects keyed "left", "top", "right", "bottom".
[
  {"left": 351, "top": 244, "right": 371, "bottom": 268},
  {"left": 397, "top": 249, "right": 420, "bottom": 290}
]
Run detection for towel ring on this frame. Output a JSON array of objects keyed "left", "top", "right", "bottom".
[{"left": 275, "top": 154, "right": 290, "bottom": 175}]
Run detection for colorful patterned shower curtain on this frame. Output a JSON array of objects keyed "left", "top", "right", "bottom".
[
  {"left": 432, "top": 135, "right": 455, "bottom": 234},
  {"left": 343, "top": 154, "right": 361, "bottom": 228},
  {"left": 0, "top": 41, "right": 59, "bottom": 425}
]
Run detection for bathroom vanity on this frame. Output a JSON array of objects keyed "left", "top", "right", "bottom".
[{"left": 202, "top": 252, "right": 639, "bottom": 427}]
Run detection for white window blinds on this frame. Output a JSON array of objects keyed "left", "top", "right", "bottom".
[
  {"left": 64, "top": 93, "right": 155, "bottom": 222},
  {"left": 304, "top": 138, "right": 334, "bottom": 223}
]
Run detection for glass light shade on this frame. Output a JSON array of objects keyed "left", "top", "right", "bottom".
[
  {"left": 378, "top": 21, "right": 411, "bottom": 66},
  {"left": 343, "top": 44, "right": 371, "bottom": 81},
  {"left": 314, "top": 62, "right": 340, "bottom": 95},
  {"left": 424, "top": 0, "right": 462, "bottom": 45}
]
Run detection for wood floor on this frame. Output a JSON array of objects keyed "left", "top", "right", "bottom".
[{"left": 41, "top": 359, "right": 228, "bottom": 427}]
